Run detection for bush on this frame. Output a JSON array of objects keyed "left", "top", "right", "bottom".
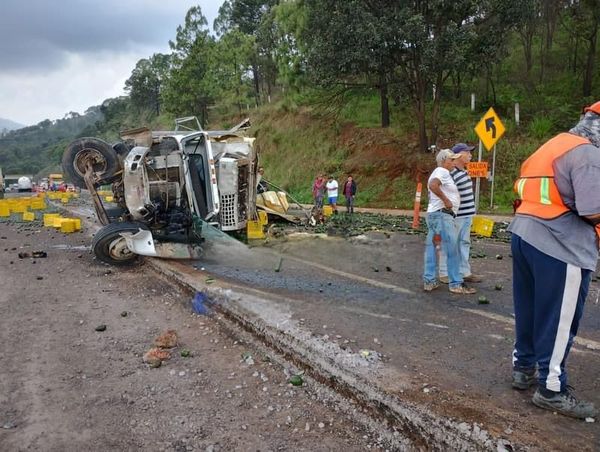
[{"left": 527, "top": 117, "right": 554, "bottom": 140}]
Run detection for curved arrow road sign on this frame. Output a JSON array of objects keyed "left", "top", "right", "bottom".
[{"left": 475, "top": 107, "right": 505, "bottom": 150}]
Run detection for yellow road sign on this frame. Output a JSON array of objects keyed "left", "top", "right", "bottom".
[{"left": 474, "top": 107, "right": 505, "bottom": 150}]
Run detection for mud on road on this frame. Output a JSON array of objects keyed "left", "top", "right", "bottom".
[{"left": 0, "top": 221, "right": 381, "bottom": 451}]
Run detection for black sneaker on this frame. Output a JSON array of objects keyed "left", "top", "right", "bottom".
[
  {"left": 512, "top": 369, "right": 536, "bottom": 390},
  {"left": 532, "top": 387, "right": 598, "bottom": 419}
]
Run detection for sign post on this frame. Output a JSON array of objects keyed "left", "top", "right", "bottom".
[
  {"left": 474, "top": 140, "right": 483, "bottom": 209},
  {"left": 490, "top": 144, "right": 497, "bottom": 208},
  {"left": 473, "top": 107, "right": 506, "bottom": 210}
]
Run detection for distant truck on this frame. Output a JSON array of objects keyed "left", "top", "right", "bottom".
[
  {"left": 17, "top": 176, "right": 32, "bottom": 192},
  {"left": 49, "top": 173, "right": 64, "bottom": 190}
]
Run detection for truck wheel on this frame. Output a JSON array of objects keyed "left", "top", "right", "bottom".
[
  {"left": 62, "top": 138, "right": 120, "bottom": 189},
  {"left": 92, "top": 222, "right": 148, "bottom": 266}
]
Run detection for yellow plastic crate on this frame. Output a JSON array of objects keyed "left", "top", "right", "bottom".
[
  {"left": 247, "top": 220, "right": 265, "bottom": 239},
  {"left": 52, "top": 216, "right": 65, "bottom": 228},
  {"left": 30, "top": 201, "right": 47, "bottom": 210},
  {"left": 258, "top": 210, "right": 268, "bottom": 225},
  {"left": 12, "top": 203, "right": 27, "bottom": 213},
  {"left": 323, "top": 205, "right": 333, "bottom": 217},
  {"left": 0, "top": 204, "right": 10, "bottom": 217},
  {"left": 60, "top": 219, "right": 77, "bottom": 233},
  {"left": 471, "top": 216, "right": 494, "bottom": 237},
  {"left": 22, "top": 211, "right": 35, "bottom": 222}
]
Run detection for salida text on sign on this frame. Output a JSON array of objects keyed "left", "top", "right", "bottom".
[{"left": 467, "top": 162, "right": 489, "bottom": 178}]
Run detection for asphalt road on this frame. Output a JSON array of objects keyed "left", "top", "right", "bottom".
[
  {"left": 59, "top": 195, "right": 600, "bottom": 450},
  {"left": 189, "top": 224, "right": 600, "bottom": 450}
]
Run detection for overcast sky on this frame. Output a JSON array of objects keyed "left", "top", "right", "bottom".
[{"left": 0, "top": 0, "right": 224, "bottom": 126}]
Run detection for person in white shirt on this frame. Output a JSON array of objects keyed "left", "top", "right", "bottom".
[
  {"left": 326, "top": 175, "right": 338, "bottom": 214},
  {"left": 423, "top": 149, "right": 476, "bottom": 294}
]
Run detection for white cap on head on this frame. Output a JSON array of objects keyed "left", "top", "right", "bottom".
[{"left": 435, "top": 148, "right": 461, "bottom": 166}]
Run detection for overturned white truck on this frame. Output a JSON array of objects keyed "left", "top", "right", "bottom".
[{"left": 62, "top": 117, "right": 258, "bottom": 265}]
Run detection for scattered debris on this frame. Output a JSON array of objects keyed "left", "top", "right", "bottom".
[
  {"left": 495, "top": 284, "right": 503, "bottom": 291},
  {"left": 143, "top": 347, "right": 171, "bottom": 368},
  {"left": 180, "top": 349, "right": 191, "bottom": 358},
  {"left": 32, "top": 251, "right": 47, "bottom": 258},
  {"left": 205, "top": 277, "right": 215, "bottom": 284},
  {"left": 192, "top": 292, "right": 209, "bottom": 315},
  {"left": 275, "top": 257, "right": 283, "bottom": 272},
  {"left": 478, "top": 296, "right": 490, "bottom": 305},
  {"left": 17, "top": 252, "right": 30, "bottom": 259},
  {"left": 120, "top": 311, "right": 128, "bottom": 317},
  {"left": 496, "top": 254, "right": 503, "bottom": 260},
  {"left": 95, "top": 324, "right": 107, "bottom": 332},
  {"left": 2, "top": 421, "right": 16, "bottom": 429},
  {"left": 154, "top": 329, "right": 178, "bottom": 348},
  {"left": 241, "top": 352, "right": 254, "bottom": 365},
  {"left": 36, "top": 276, "right": 43, "bottom": 280},
  {"left": 288, "top": 375, "right": 303, "bottom": 386}
]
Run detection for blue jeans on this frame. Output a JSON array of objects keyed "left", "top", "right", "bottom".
[
  {"left": 439, "top": 215, "right": 473, "bottom": 278},
  {"left": 345, "top": 195, "right": 354, "bottom": 213},
  {"left": 423, "top": 211, "right": 462, "bottom": 288}
]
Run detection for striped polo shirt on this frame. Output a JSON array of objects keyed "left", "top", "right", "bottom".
[{"left": 450, "top": 168, "right": 476, "bottom": 217}]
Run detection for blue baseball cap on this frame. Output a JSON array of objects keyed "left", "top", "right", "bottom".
[{"left": 451, "top": 143, "right": 475, "bottom": 153}]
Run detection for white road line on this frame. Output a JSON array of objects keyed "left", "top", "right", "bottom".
[
  {"left": 461, "top": 308, "right": 600, "bottom": 351},
  {"left": 340, "top": 306, "right": 395, "bottom": 319},
  {"left": 281, "top": 254, "right": 414, "bottom": 295}
]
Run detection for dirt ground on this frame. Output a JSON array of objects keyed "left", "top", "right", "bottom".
[{"left": 0, "top": 220, "right": 381, "bottom": 452}]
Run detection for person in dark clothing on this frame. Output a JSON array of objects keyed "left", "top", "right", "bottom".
[{"left": 342, "top": 175, "right": 357, "bottom": 214}]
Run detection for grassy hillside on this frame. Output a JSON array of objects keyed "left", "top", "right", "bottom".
[{"left": 245, "top": 94, "right": 550, "bottom": 213}]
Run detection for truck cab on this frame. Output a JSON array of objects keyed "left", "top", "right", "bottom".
[{"left": 62, "top": 117, "right": 257, "bottom": 265}]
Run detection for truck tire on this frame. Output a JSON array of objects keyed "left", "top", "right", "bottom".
[
  {"left": 92, "top": 222, "right": 148, "bottom": 266},
  {"left": 62, "top": 138, "right": 120, "bottom": 189}
]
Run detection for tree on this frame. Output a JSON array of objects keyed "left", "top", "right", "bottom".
[
  {"left": 515, "top": 0, "right": 541, "bottom": 82},
  {"left": 270, "top": 1, "right": 309, "bottom": 91},
  {"left": 215, "top": 0, "right": 278, "bottom": 106},
  {"left": 211, "top": 29, "right": 255, "bottom": 115},
  {"left": 301, "top": 0, "right": 396, "bottom": 127},
  {"left": 570, "top": 0, "right": 600, "bottom": 96},
  {"left": 124, "top": 53, "right": 171, "bottom": 116},
  {"left": 163, "top": 6, "right": 216, "bottom": 127}
]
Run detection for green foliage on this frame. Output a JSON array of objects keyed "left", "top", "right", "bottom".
[
  {"left": 339, "top": 94, "right": 382, "bottom": 128},
  {"left": 3, "top": 0, "right": 600, "bottom": 214},
  {"left": 162, "top": 6, "right": 216, "bottom": 126},
  {"left": 0, "top": 110, "right": 102, "bottom": 174},
  {"left": 355, "top": 178, "right": 388, "bottom": 206},
  {"left": 527, "top": 117, "right": 554, "bottom": 140},
  {"left": 124, "top": 53, "right": 171, "bottom": 116}
]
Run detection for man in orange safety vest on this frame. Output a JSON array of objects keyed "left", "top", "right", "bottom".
[{"left": 509, "top": 101, "right": 600, "bottom": 419}]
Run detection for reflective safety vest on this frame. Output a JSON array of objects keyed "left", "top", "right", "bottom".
[{"left": 514, "top": 132, "right": 600, "bottom": 241}]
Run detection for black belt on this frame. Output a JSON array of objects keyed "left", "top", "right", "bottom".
[{"left": 437, "top": 207, "right": 456, "bottom": 218}]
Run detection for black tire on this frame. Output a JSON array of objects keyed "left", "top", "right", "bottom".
[
  {"left": 112, "top": 141, "right": 132, "bottom": 157},
  {"left": 62, "top": 137, "right": 120, "bottom": 189},
  {"left": 92, "top": 222, "right": 148, "bottom": 266}
]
